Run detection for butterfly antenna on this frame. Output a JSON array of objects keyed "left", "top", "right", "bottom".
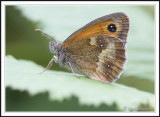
[{"left": 35, "top": 29, "right": 57, "bottom": 43}]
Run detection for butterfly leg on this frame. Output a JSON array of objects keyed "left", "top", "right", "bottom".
[
  {"left": 38, "top": 56, "right": 56, "bottom": 74},
  {"left": 68, "top": 62, "right": 80, "bottom": 79}
]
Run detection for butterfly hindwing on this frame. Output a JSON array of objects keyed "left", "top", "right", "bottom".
[{"left": 65, "top": 34, "right": 127, "bottom": 83}]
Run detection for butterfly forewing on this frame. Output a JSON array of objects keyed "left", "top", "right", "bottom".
[{"left": 62, "top": 12, "right": 129, "bottom": 49}]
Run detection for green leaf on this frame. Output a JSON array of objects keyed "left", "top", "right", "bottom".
[
  {"left": 6, "top": 6, "right": 155, "bottom": 95},
  {"left": 5, "top": 55, "right": 154, "bottom": 111}
]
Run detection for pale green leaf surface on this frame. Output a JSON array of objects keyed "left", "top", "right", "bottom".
[{"left": 6, "top": 55, "right": 154, "bottom": 111}]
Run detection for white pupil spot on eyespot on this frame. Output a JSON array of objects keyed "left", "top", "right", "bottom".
[
  {"left": 107, "top": 64, "right": 110, "bottom": 67},
  {"left": 100, "top": 44, "right": 104, "bottom": 47}
]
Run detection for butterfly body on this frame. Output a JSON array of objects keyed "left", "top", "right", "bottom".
[{"left": 40, "top": 12, "right": 129, "bottom": 83}]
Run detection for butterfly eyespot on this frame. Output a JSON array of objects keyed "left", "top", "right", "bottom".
[
  {"left": 100, "top": 44, "right": 104, "bottom": 47},
  {"left": 107, "top": 64, "right": 111, "bottom": 68},
  {"left": 107, "top": 24, "right": 117, "bottom": 32}
]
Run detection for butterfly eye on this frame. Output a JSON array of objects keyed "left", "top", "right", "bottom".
[{"left": 107, "top": 24, "right": 117, "bottom": 32}]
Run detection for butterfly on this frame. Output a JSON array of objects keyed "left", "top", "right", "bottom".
[{"left": 36, "top": 12, "right": 129, "bottom": 83}]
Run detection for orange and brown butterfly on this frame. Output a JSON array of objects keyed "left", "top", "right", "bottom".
[{"left": 36, "top": 12, "right": 129, "bottom": 83}]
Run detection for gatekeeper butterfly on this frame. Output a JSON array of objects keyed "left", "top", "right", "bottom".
[{"left": 36, "top": 12, "right": 129, "bottom": 83}]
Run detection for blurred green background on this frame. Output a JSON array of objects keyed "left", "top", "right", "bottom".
[{"left": 5, "top": 5, "right": 155, "bottom": 111}]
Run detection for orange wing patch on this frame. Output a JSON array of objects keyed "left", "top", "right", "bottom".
[
  {"left": 62, "top": 12, "right": 129, "bottom": 49},
  {"left": 63, "top": 21, "right": 121, "bottom": 49}
]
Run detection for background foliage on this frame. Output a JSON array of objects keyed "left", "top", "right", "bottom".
[{"left": 5, "top": 5, "right": 155, "bottom": 111}]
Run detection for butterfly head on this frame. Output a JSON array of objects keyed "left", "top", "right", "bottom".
[
  {"left": 49, "top": 41, "right": 68, "bottom": 66},
  {"left": 49, "top": 41, "right": 60, "bottom": 54},
  {"left": 35, "top": 29, "right": 68, "bottom": 67}
]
